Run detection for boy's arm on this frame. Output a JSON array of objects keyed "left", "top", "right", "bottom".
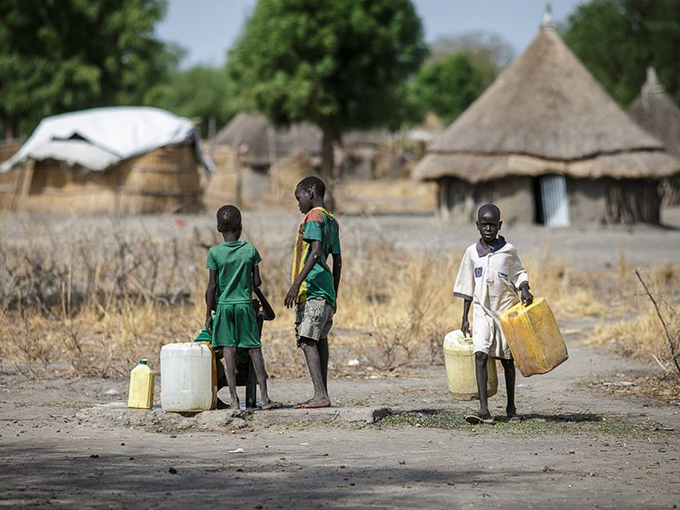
[
  {"left": 519, "top": 282, "right": 533, "bottom": 306},
  {"left": 332, "top": 253, "right": 342, "bottom": 297},
  {"left": 254, "top": 286, "right": 276, "bottom": 320},
  {"left": 510, "top": 250, "right": 533, "bottom": 306},
  {"left": 252, "top": 265, "right": 262, "bottom": 288},
  {"left": 205, "top": 269, "right": 218, "bottom": 330},
  {"left": 453, "top": 248, "right": 475, "bottom": 335},
  {"left": 461, "top": 299, "right": 472, "bottom": 336},
  {"left": 284, "top": 240, "right": 322, "bottom": 308}
]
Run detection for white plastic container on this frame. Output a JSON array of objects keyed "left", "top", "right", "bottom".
[
  {"left": 443, "top": 330, "right": 498, "bottom": 401},
  {"left": 160, "top": 342, "right": 217, "bottom": 412}
]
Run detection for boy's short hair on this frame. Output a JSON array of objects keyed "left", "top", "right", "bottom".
[
  {"left": 216, "top": 205, "right": 242, "bottom": 233},
  {"left": 297, "top": 176, "right": 326, "bottom": 198},
  {"left": 478, "top": 203, "right": 501, "bottom": 221}
]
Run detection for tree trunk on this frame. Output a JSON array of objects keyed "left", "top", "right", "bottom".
[
  {"left": 321, "top": 127, "right": 336, "bottom": 182},
  {"left": 321, "top": 127, "right": 338, "bottom": 210},
  {"left": 4, "top": 115, "right": 17, "bottom": 141}
]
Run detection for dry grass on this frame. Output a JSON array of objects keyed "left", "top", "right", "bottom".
[
  {"left": 0, "top": 216, "right": 664, "bottom": 380},
  {"left": 584, "top": 267, "right": 680, "bottom": 378}
]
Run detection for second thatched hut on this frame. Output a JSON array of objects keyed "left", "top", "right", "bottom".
[
  {"left": 413, "top": 19, "right": 680, "bottom": 226},
  {"left": 628, "top": 68, "right": 680, "bottom": 205}
]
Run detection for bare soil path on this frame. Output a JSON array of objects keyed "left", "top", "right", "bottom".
[{"left": 1, "top": 318, "right": 678, "bottom": 509}]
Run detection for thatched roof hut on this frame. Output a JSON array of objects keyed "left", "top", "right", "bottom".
[
  {"left": 628, "top": 68, "right": 680, "bottom": 206},
  {"left": 629, "top": 68, "right": 680, "bottom": 159},
  {"left": 215, "top": 112, "right": 322, "bottom": 168},
  {"left": 413, "top": 17, "right": 680, "bottom": 225},
  {"left": 0, "top": 107, "right": 209, "bottom": 215}
]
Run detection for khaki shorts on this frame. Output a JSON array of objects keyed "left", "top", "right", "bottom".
[{"left": 295, "top": 297, "right": 334, "bottom": 345}]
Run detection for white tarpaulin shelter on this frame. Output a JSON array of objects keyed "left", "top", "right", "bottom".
[{"left": 1, "top": 106, "right": 212, "bottom": 173}]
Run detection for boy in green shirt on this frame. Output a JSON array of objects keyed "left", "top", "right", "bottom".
[
  {"left": 284, "top": 177, "right": 342, "bottom": 409},
  {"left": 205, "top": 205, "right": 278, "bottom": 410}
]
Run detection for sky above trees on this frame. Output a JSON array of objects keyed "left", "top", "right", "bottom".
[{"left": 156, "top": 0, "right": 584, "bottom": 68}]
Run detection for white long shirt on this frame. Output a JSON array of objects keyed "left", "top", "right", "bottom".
[{"left": 453, "top": 236, "right": 529, "bottom": 359}]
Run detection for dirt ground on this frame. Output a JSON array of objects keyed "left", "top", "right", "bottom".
[
  {"left": 1, "top": 211, "right": 680, "bottom": 509},
  {"left": 1, "top": 317, "right": 679, "bottom": 509}
]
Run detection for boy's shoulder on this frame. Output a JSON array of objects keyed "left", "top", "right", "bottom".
[
  {"left": 208, "top": 240, "right": 253, "bottom": 255},
  {"left": 464, "top": 237, "right": 519, "bottom": 258},
  {"left": 303, "top": 207, "right": 332, "bottom": 223}
]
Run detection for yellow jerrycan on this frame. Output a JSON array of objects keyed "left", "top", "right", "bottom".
[
  {"left": 500, "top": 297, "right": 568, "bottom": 377},
  {"left": 128, "top": 359, "right": 154, "bottom": 409},
  {"left": 443, "top": 330, "right": 498, "bottom": 400}
]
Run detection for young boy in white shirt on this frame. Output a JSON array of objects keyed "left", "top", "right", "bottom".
[{"left": 454, "top": 203, "right": 533, "bottom": 424}]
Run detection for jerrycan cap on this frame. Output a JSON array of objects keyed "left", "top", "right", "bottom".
[{"left": 139, "top": 359, "right": 148, "bottom": 365}]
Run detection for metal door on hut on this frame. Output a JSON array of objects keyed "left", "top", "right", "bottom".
[{"left": 538, "top": 175, "right": 570, "bottom": 227}]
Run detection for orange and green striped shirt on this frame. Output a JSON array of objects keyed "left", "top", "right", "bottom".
[{"left": 291, "top": 207, "right": 341, "bottom": 307}]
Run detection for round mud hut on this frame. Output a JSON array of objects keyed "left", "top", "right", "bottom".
[
  {"left": 413, "top": 19, "right": 680, "bottom": 226},
  {"left": 214, "top": 112, "right": 322, "bottom": 169},
  {"left": 208, "top": 112, "right": 321, "bottom": 207},
  {"left": 0, "top": 107, "right": 210, "bottom": 215},
  {"left": 628, "top": 68, "right": 680, "bottom": 205}
]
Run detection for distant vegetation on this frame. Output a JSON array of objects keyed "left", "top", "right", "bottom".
[
  {"left": 562, "top": 0, "right": 680, "bottom": 106},
  {"left": 0, "top": 0, "right": 180, "bottom": 139},
  {"left": 2, "top": 0, "right": 678, "bottom": 143},
  {"left": 225, "top": 0, "right": 427, "bottom": 178}
]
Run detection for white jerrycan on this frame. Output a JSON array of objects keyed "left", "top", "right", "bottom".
[
  {"left": 443, "top": 330, "right": 498, "bottom": 401},
  {"left": 160, "top": 342, "right": 217, "bottom": 412}
]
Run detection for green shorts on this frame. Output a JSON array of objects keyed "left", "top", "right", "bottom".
[{"left": 212, "top": 302, "right": 261, "bottom": 349}]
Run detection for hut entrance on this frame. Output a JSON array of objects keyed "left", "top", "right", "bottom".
[{"left": 534, "top": 175, "right": 570, "bottom": 227}]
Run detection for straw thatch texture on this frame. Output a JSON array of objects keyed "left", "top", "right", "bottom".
[
  {"left": 269, "top": 151, "right": 312, "bottom": 203},
  {"left": 414, "top": 27, "right": 680, "bottom": 182},
  {"left": 628, "top": 68, "right": 680, "bottom": 206},
  {"left": 203, "top": 145, "right": 239, "bottom": 212},
  {"left": 0, "top": 140, "right": 21, "bottom": 165},
  {"left": 417, "top": 150, "right": 679, "bottom": 183},
  {"left": 629, "top": 68, "right": 680, "bottom": 159},
  {"left": 215, "top": 112, "right": 321, "bottom": 167},
  {"left": 0, "top": 144, "right": 203, "bottom": 215}
]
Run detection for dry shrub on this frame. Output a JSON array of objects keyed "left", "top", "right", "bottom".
[
  {"left": 585, "top": 269, "right": 680, "bottom": 377},
  {"left": 0, "top": 214, "right": 656, "bottom": 379}
]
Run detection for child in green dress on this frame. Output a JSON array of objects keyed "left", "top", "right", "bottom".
[{"left": 205, "top": 205, "right": 279, "bottom": 410}]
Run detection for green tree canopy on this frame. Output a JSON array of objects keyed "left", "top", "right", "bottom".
[
  {"left": 144, "top": 65, "right": 236, "bottom": 138},
  {"left": 405, "top": 53, "right": 485, "bottom": 126},
  {"left": 0, "top": 0, "right": 180, "bottom": 139},
  {"left": 429, "top": 31, "right": 514, "bottom": 88},
  {"left": 226, "top": 0, "right": 427, "bottom": 176},
  {"left": 562, "top": 0, "right": 680, "bottom": 106}
]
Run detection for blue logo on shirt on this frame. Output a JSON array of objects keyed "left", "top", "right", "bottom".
[{"left": 474, "top": 267, "right": 483, "bottom": 278}]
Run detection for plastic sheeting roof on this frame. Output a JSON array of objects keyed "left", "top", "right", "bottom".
[{"left": 1, "top": 106, "right": 212, "bottom": 173}]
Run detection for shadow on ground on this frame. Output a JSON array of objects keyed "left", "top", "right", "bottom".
[{"left": 0, "top": 443, "right": 536, "bottom": 508}]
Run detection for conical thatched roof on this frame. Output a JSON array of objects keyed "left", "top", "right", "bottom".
[
  {"left": 628, "top": 67, "right": 680, "bottom": 159},
  {"left": 414, "top": 24, "right": 680, "bottom": 182},
  {"left": 215, "top": 112, "right": 321, "bottom": 166}
]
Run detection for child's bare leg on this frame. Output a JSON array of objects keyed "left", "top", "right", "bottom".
[
  {"left": 475, "top": 352, "right": 491, "bottom": 418},
  {"left": 215, "top": 361, "right": 230, "bottom": 409},
  {"left": 296, "top": 338, "right": 331, "bottom": 408},
  {"left": 248, "top": 348, "right": 279, "bottom": 410},
  {"left": 222, "top": 347, "right": 239, "bottom": 408},
  {"left": 318, "top": 337, "right": 329, "bottom": 392},
  {"left": 500, "top": 358, "right": 518, "bottom": 419}
]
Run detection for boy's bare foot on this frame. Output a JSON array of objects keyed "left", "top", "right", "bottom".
[
  {"left": 505, "top": 406, "right": 522, "bottom": 423},
  {"left": 506, "top": 406, "right": 521, "bottom": 423},
  {"left": 231, "top": 397, "right": 240, "bottom": 409},
  {"left": 294, "top": 397, "right": 331, "bottom": 409},
  {"left": 259, "top": 401, "right": 282, "bottom": 410},
  {"left": 465, "top": 411, "right": 495, "bottom": 424}
]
